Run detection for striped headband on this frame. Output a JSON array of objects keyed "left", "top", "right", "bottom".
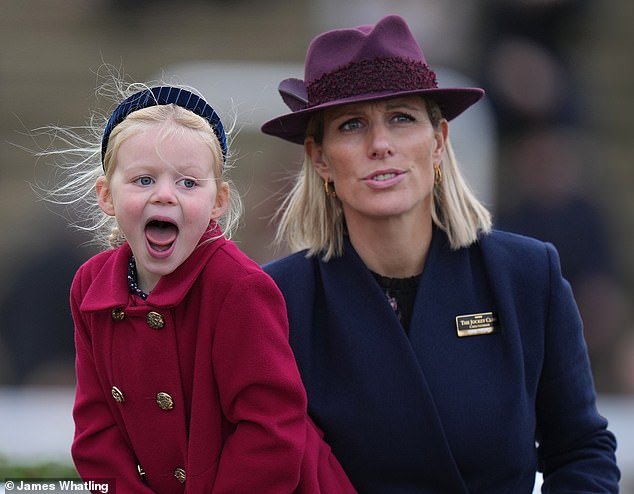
[{"left": 101, "top": 86, "right": 227, "bottom": 168}]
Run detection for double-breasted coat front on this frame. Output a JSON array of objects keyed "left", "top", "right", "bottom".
[
  {"left": 71, "top": 232, "right": 355, "bottom": 493},
  {"left": 264, "top": 228, "right": 620, "bottom": 493}
]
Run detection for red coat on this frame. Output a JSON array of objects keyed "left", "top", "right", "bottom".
[{"left": 70, "top": 233, "right": 355, "bottom": 493}]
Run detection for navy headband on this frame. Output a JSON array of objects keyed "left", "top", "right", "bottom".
[{"left": 101, "top": 86, "right": 227, "bottom": 168}]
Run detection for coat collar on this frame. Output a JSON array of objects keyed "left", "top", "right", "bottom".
[
  {"left": 80, "top": 227, "right": 226, "bottom": 312},
  {"left": 314, "top": 229, "right": 469, "bottom": 492}
]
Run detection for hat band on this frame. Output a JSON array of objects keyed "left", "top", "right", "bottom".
[
  {"left": 101, "top": 86, "right": 227, "bottom": 168},
  {"left": 307, "top": 57, "right": 438, "bottom": 107}
]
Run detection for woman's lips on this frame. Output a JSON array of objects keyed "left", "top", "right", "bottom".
[{"left": 363, "top": 169, "right": 406, "bottom": 189}]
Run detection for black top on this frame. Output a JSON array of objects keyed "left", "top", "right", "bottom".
[{"left": 371, "top": 271, "right": 421, "bottom": 332}]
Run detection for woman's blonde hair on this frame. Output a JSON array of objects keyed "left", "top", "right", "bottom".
[
  {"left": 33, "top": 76, "right": 242, "bottom": 249},
  {"left": 273, "top": 98, "right": 492, "bottom": 261}
]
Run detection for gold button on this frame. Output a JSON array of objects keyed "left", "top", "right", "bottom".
[
  {"left": 156, "top": 392, "right": 174, "bottom": 411},
  {"left": 111, "top": 308, "right": 125, "bottom": 321},
  {"left": 146, "top": 311, "right": 165, "bottom": 329},
  {"left": 111, "top": 386, "right": 125, "bottom": 403},
  {"left": 174, "top": 467, "right": 186, "bottom": 484}
]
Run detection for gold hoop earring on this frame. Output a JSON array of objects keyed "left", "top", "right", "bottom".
[
  {"left": 324, "top": 177, "right": 337, "bottom": 198},
  {"left": 434, "top": 163, "right": 443, "bottom": 186}
]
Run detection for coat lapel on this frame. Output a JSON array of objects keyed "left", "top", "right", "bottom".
[{"left": 313, "top": 235, "right": 469, "bottom": 492}]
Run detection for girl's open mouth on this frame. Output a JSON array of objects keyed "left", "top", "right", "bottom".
[{"left": 145, "top": 220, "right": 178, "bottom": 254}]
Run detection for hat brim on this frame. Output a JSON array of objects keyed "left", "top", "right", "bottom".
[{"left": 261, "top": 87, "right": 484, "bottom": 145}]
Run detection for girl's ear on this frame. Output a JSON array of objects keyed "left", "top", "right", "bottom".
[
  {"left": 96, "top": 176, "right": 115, "bottom": 217},
  {"left": 305, "top": 137, "right": 330, "bottom": 180},
  {"left": 211, "top": 181, "right": 230, "bottom": 219}
]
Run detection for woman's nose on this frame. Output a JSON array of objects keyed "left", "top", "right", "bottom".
[{"left": 368, "top": 123, "right": 393, "bottom": 159}]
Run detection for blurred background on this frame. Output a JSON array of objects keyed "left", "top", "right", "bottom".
[{"left": 1, "top": 0, "right": 633, "bottom": 490}]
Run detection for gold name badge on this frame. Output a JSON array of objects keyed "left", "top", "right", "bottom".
[{"left": 455, "top": 312, "right": 500, "bottom": 337}]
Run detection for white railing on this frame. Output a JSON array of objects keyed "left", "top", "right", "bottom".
[{"left": 1, "top": 387, "right": 631, "bottom": 492}]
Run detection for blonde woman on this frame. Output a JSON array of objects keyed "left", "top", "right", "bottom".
[{"left": 261, "top": 14, "right": 620, "bottom": 493}]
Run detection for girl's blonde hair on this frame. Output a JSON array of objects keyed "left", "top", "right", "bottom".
[
  {"left": 33, "top": 77, "right": 242, "bottom": 249},
  {"left": 273, "top": 98, "right": 492, "bottom": 261}
]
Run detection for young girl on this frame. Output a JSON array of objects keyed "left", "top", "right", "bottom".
[{"left": 38, "top": 82, "right": 355, "bottom": 493}]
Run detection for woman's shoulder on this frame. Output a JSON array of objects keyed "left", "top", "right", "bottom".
[
  {"left": 262, "top": 250, "right": 319, "bottom": 297},
  {"left": 477, "top": 229, "right": 563, "bottom": 286},
  {"left": 479, "top": 228, "right": 555, "bottom": 259},
  {"left": 263, "top": 250, "right": 314, "bottom": 278}
]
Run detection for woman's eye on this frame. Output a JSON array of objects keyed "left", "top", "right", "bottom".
[
  {"left": 393, "top": 113, "right": 416, "bottom": 123},
  {"left": 178, "top": 178, "right": 198, "bottom": 189},
  {"left": 339, "top": 119, "right": 363, "bottom": 131},
  {"left": 135, "top": 176, "right": 153, "bottom": 186}
]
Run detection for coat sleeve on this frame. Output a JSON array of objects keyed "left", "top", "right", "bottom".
[
  {"left": 210, "top": 271, "right": 307, "bottom": 493},
  {"left": 536, "top": 243, "right": 620, "bottom": 492},
  {"left": 70, "top": 271, "right": 156, "bottom": 494}
]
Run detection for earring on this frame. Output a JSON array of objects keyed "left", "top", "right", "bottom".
[
  {"left": 434, "top": 163, "right": 443, "bottom": 186},
  {"left": 324, "top": 177, "right": 337, "bottom": 198}
]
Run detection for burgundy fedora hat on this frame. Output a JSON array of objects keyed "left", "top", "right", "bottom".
[{"left": 261, "top": 14, "right": 484, "bottom": 144}]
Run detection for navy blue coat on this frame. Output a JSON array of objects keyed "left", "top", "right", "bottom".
[{"left": 264, "top": 228, "right": 620, "bottom": 493}]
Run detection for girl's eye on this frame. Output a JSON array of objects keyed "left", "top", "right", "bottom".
[
  {"left": 135, "top": 176, "right": 154, "bottom": 186},
  {"left": 177, "top": 177, "right": 198, "bottom": 189}
]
